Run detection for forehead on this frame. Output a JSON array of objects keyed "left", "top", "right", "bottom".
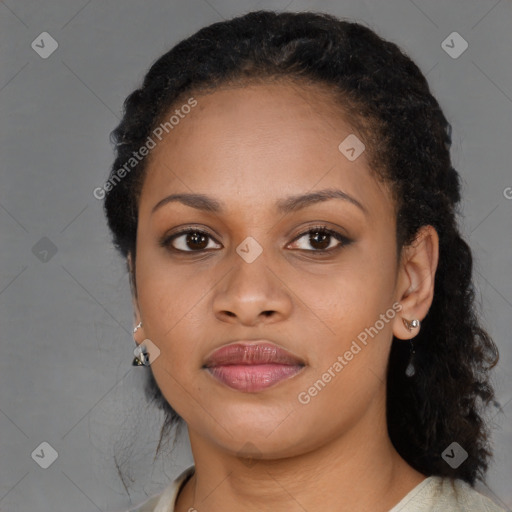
[
  {"left": 169, "top": 81, "right": 354, "bottom": 151},
  {"left": 139, "top": 82, "right": 392, "bottom": 221}
]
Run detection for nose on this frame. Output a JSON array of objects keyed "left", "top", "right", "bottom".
[{"left": 212, "top": 255, "right": 293, "bottom": 326}]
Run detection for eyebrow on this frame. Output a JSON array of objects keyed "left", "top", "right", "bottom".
[{"left": 151, "top": 188, "right": 367, "bottom": 216}]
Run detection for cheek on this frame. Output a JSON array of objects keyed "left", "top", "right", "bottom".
[
  {"left": 136, "top": 269, "right": 204, "bottom": 414},
  {"left": 316, "top": 254, "right": 396, "bottom": 330},
  {"left": 303, "top": 245, "right": 397, "bottom": 371},
  {"left": 136, "top": 244, "right": 203, "bottom": 328}
]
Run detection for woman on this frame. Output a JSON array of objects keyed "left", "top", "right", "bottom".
[{"left": 103, "top": 10, "right": 504, "bottom": 512}]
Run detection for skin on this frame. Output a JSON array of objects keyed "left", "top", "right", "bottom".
[{"left": 130, "top": 82, "right": 439, "bottom": 512}]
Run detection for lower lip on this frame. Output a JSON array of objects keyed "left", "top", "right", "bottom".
[{"left": 206, "top": 364, "right": 304, "bottom": 392}]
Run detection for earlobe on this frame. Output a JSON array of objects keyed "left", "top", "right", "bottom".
[{"left": 392, "top": 225, "right": 439, "bottom": 340}]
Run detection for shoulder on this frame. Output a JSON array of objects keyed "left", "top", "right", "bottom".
[
  {"left": 389, "top": 475, "right": 506, "bottom": 512},
  {"left": 126, "top": 466, "right": 195, "bottom": 512},
  {"left": 127, "top": 494, "right": 160, "bottom": 512}
]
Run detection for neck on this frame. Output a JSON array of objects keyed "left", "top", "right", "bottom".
[{"left": 175, "top": 399, "right": 425, "bottom": 512}]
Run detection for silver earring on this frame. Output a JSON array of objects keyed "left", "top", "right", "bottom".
[
  {"left": 132, "top": 343, "right": 150, "bottom": 366},
  {"left": 402, "top": 318, "right": 419, "bottom": 377},
  {"left": 132, "top": 322, "right": 148, "bottom": 366},
  {"left": 402, "top": 318, "right": 420, "bottom": 332},
  {"left": 405, "top": 341, "right": 416, "bottom": 377}
]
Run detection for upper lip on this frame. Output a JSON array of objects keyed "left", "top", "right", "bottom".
[{"left": 203, "top": 340, "right": 305, "bottom": 367}]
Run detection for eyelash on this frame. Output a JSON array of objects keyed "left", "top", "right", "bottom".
[{"left": 160, "top": 225, "right": 352, "bottom": 254}]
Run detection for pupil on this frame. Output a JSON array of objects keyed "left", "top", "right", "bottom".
[
  {"left": 188, "top": 232, "right": 207, "bottom": 250},
  {"left": 311, "top": 231, "right": 329, "bottom": 250}
]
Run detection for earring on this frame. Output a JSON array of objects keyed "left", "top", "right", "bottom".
[
  {"left": 405, "top": 341, "right": 416, "bottom": 377},
  {"left": 133, "top": 343, "right": 150, "bottom": 366},
  {"left": 402, "top": 318, "right": 420, "bottom": 332},
  {"left": 132, "top": 322, "right": 148, "bottom": 366},
  {"left": 402, "top": 318, "right": 420, "bottom": 377}
]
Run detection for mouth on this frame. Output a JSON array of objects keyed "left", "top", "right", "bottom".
[{"left": 203, "top": 341, "right": 306, "bottom": 392}]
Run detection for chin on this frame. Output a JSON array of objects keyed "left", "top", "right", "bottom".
[{"left": 200, "top": 407, "right": 310, "bottom": 452}]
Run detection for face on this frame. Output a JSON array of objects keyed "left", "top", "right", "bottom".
[{"left": 132, "top": 82, "right": 404, "bottom": 459}]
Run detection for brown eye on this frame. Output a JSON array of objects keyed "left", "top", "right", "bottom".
[
  {"left": 308, "top": 230, "right": 332, "bottom": 250},
  {"left": 288, "top": 227, "right": 351, "bottom": 252},
  {"left": 164, "top": 229, "right": 221, "bottom": 252}
]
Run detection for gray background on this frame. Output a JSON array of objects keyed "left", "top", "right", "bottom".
[{"left": 1, "top": 0, "right": 511, "bottom": 511}]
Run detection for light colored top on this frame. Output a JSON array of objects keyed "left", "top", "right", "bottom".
[{"left": 127, "top": 465, "right": 506, "bottom": 512}]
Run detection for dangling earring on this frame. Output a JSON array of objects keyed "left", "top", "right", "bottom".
[
  {"left": 132, "top": 322, "right": 148, "bottom": 366},
  {"left": 402, "top": 318, "right": 420, "bottom": 377},
  {"left": 133, "top": 343, "right": 150, "bottom": 366},
  {"left": 405, "top": 341, "right": 416, "bottom": 377}
]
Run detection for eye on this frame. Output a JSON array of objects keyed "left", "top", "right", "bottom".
[
  {"left": 162, "top": 228, "right": 222, "bottom": 252},
  {"left": 161, "top": 225, "right": 351, "bottom": 254},
  {"left": 288, "top": 226, "right": 351, "bottom": 252}
]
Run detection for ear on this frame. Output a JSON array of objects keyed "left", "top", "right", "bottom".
[
  {"left": 392, "top": 225, "right": 439, "bottom": 340},
  {"left": 127, "top": 252, "right": 146, "bottom": 343}
]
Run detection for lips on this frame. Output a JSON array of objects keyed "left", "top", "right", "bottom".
[
  {"left": 203, "top": 341, "right": 305, "bottom": 392},
  {"left": 204, "top": 342, "right": 305, "bottom": 367}
]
